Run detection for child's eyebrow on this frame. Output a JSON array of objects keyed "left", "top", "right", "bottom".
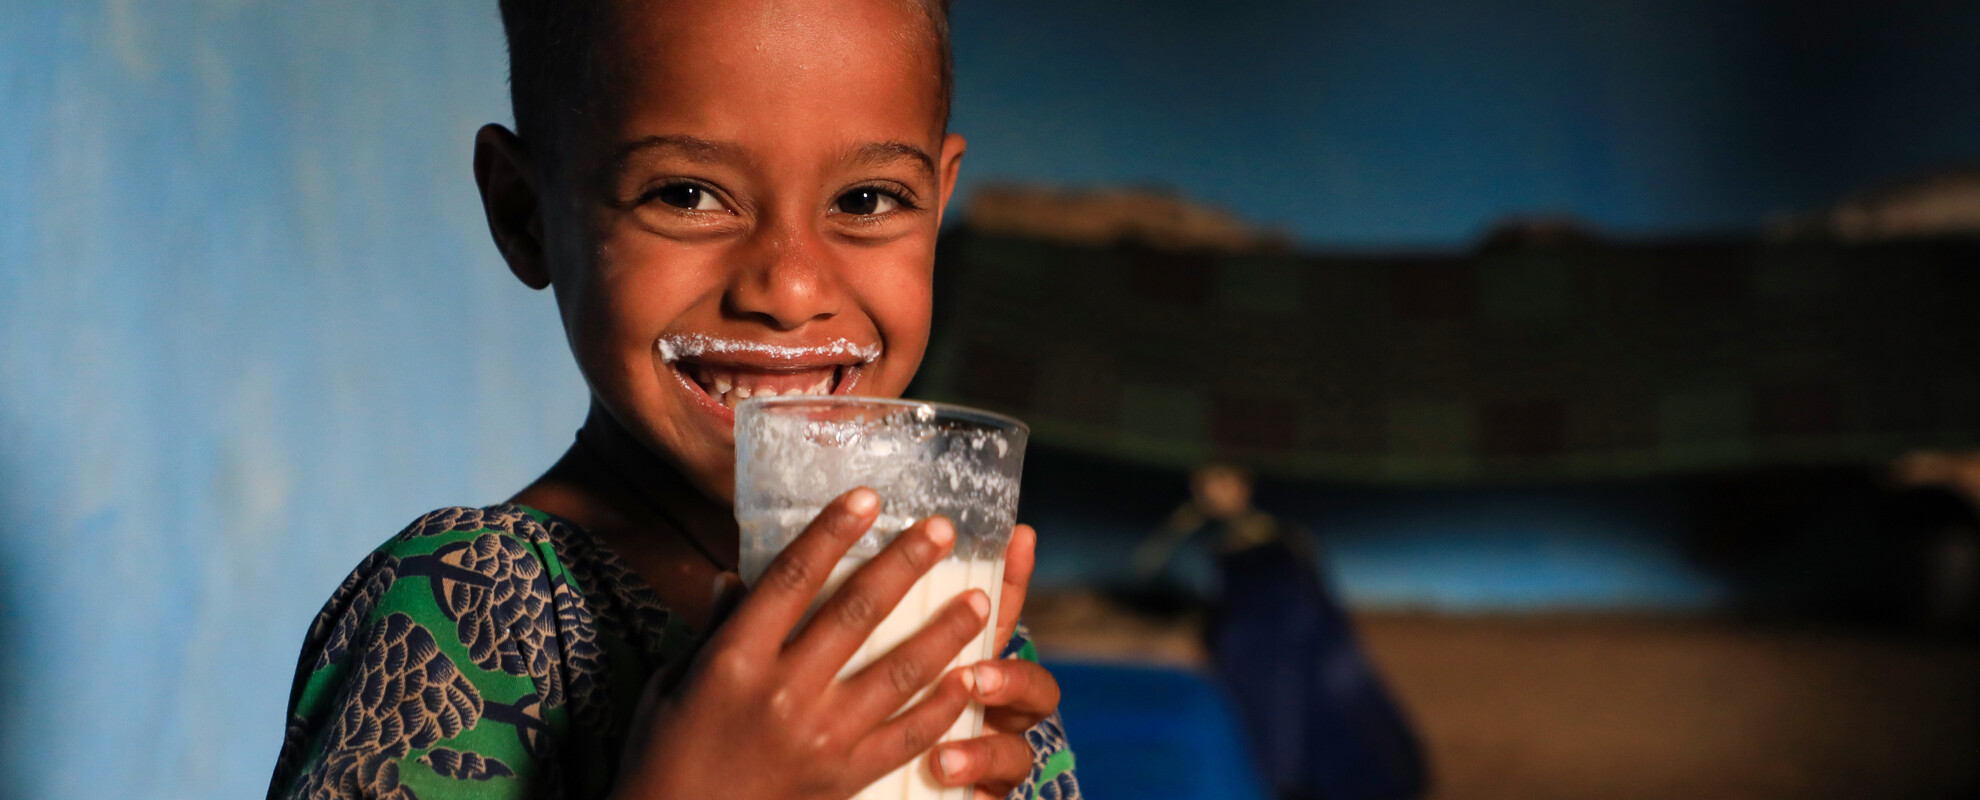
[
  {"left": 608, "top": 134, "right": 744, "bottom": 168},
  {"left": 846, "top": 141, "right": 935, "bottom": 179},
  {"left": 603, "top": 136, "right": 932, "bottom": 180}
]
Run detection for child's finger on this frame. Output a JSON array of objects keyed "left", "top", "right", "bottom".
[
  {"left": 850, "top": 667, "right": 974, "bottom": 784},
  {"left": 974, "top": 659, "right": 1061, "bottom": 733},
  {"left": 785, "top": 515, "right": 956, "bottom": 681},
  {"left": 720, "top": 487, "right": 879, "bottom": 649},
  {"left": 928, "top": 731, "right": 1035, "bottom": 790},
  {"left": 839, "top": 589, "right": 989, "bottom": 729},
  {"left": 995, "top": 524, "right": 1036, "bottom": 647}
]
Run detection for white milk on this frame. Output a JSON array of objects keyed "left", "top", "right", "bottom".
[
  {"left": 744, "top": 541, "right": 1005, "bottom": 800},
  {"left": 824, "top": 555, "right": 1005, "bottom": 800}
]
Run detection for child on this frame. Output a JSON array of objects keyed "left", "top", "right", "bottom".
[{"left": 266, "top": 1, "right": 1080, "bottom": 798}]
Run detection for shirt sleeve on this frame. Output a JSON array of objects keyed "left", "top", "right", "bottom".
[
  {"left": 269, "top": 509, "right": 572, "bottom": 800},
  {"left": 1000, "top": 624, "right": 1082, "bottom": 800}
]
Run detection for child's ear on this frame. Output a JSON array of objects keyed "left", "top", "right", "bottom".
[
  {"left": 473, "top": 124, "right": 551, "bottom": 290},
  {"left": 934, "top": 132, "right": 967, "bottom": 226}
]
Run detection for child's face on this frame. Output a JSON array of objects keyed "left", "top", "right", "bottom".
[{"left": 525, "top": 0, "right": 962, "bottom": 500}]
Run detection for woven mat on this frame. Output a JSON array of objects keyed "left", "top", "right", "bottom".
[{"left": 913, "top": 230, "right": 1980, "bottom": 482}]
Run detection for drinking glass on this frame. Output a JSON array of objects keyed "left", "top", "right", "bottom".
[{"left": 734, "top": 396, "right": 1029, "bottom": 800}]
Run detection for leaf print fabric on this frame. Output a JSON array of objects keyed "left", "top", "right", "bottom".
[
  {"left": 403, "top": 533, "right": 561, "bottom": 703},
  {"left": 421, "top": 748, "right": 516, "bottom": 780},
  {"left": 270, "top": 505, "right": 1081, "bottom": 800},
  {"left": 309, "top": 551, "right": 398, "bottom": 671},
  {"left": 286, "top": 612, "right": 487, "bottom": 800}
]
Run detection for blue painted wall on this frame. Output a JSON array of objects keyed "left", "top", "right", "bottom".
[
  {"left": 951, "top": 0, "right": 1980, "bottom": 246},
  {"left": 1017, "top": 450, "right": 1728, "bottom": 612},
  {"left": 1, "top": 4, "right": 582, "bottom": 798},
  {"left": 4, "top": 2, "right": 1975, "bottom": 798}
]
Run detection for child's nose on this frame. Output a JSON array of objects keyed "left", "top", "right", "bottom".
[{"left": 722, "top": 219, "right": 845, "bottom": 331}]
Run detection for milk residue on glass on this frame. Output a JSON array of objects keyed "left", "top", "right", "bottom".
[{"left": 736, "top": 400, "right": 1025, "bottom": 571}]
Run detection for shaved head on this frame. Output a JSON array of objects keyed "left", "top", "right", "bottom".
[{"left": 496, "top": 0, "right": 953, "bottom": 161}]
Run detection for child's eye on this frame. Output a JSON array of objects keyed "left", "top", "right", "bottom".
[
  {"left": 831, "top": 188, "right": 901, "bottom": 216},
  {"left": 648, "top": 182, "right": 727, "bottom": 212}
]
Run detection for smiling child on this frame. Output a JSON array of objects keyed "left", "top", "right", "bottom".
[{"left": 266, "top": 1, "right": 1080, "bottom": 798}]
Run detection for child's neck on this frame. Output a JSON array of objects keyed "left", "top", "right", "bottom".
[{"left": 511, "top": 407, "right": 740, "bottom": 633}]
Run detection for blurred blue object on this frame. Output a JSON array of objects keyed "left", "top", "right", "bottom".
[
  {"left": 1211, "top": 541, "right": 1428, "bottom": 800},
  {"left": 1045, "top": 660, "right": 1272, "bottom": 800}
]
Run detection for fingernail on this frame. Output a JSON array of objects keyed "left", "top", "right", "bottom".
[
  {"left": 965, "top": 590, "right": 990, "bottom": 620},
  {"left": 846, "top": 488, "right": 879, "bottom": 514},
  {"left": 974, "top": 663, "right": 1005, "bottom": 695},
  {"left": 939, "top": 747, "right": 969, "bottom": 779},
  {"left": 926, "top": 516, "right": 955, "bottom": 548},
  {"left": 960, "top": 665, "right": 977, "bottom": 692}
]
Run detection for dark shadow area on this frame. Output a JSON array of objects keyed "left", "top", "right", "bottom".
[
  {"left": 0, "top": 436, "right": 31, "bottom": 800},
  {"left": 1692, "top": 468, "right": 1980, "bottom": 635}
]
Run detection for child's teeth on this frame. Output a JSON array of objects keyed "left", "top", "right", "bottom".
[{"left": 689, "top": 365, "right": 843, "bottom": 404}]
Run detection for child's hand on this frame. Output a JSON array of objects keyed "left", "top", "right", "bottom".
[
  {"left": 611, "top": 488, "right": 989, "bottom": 800},
  {"left": 927, "top": 525, "right": 1069, "bottom": 799}
]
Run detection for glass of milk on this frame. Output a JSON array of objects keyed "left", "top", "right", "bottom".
[{"left": 734, "top": 396, "right": 1028, "bottom": 800}]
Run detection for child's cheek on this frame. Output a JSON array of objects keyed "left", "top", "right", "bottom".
[{"left": 864, "top": 266, "right": 935, "bottom": 397}]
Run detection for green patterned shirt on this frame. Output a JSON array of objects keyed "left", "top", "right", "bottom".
[{"left": 269, "top": 505, "right": 1079, "bottom": 800}]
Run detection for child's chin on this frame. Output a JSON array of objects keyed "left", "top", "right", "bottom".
[{"left": 652, "top": 430, "right": 738, "bottom": 500}]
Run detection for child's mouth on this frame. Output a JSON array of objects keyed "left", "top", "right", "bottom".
[
  {"left": 680, "top": 362, "right": 851, "bottom": 410},
  {"left": 656, "top": 333, "right": 877, "bottom": 420}
]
